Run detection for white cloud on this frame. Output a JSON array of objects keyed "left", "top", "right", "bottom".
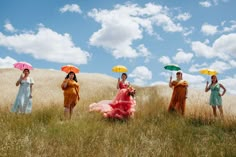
[
  {"left": 222, "top": 20, "right": 236, "bottom": 33},
  {"left": 88, "top": 7, "right": 142, "bottom": 59},
  {"left": 212, "top": 0, "right": 219, "bottom": 5},
  {"left": 199, "top": 0, "right": 228, "bottom": 7},
  {"left": 213, "top": 33, "right": 236, "bottom": 59},
  {"left": 201, "top": 23, "right": 218, "bottom": 36},
  {"left": 183, "top": 27, "right": 194, "bottom": 37},
  {"left": 229, "top": 60, "right": 236, "bottom": 67},
  {"left": 150, "top": 81, "right": 168, "bottom": 86},
  {"left": 199, "top": 1, "right": 212, "bottom": 7},
  {"left": 0, "top": 56, "right": 17, "bottom": 68},
  {"left": 136, "top": 44, "right": 152, "bottom": 63},
  {"left": 209, "top": 60, "right": 231, "bottom": 73},
  {"left": 88, "top": 3, "right": 187, "bottom": 59},
  {"left": 129, "top": 66, "right": 152, "bottom": 86},
  {"left": 189, "top": 63, "right": 208, "bottom": 72},
  {"left": 200, "top": 21, "right": 236, "bottom": 35},
  {"left": 183, "top": 73, "right": 206, "bottom": 88},
  {"left": 220, "top": 76, "right": 236, "bottom": 95},
  {"left": 173, "top": 49, "right": 193, "bottom": 64},
  {"left": 204, "top": 39, "right": 210, "bottom": 44},
  {"left": 191, "top": 33, "right": 236, "bottom": 60},
  {"left": 191, "top": 41, "right": 215, "bottom": 58},
  {"left": 0, "top": 26, "right": 90, "bottom": 65},
  {"left": 175, "top": 13, "right": 191, "bottom": 21},
  {"left": 59, "top": 4, "right": 82, "bottom": 13},
  {"left": 4, "top": 21, "right": 16, "bottom": 33},
  {"left": 160, "top": 71, "right": 171, "bottom": 78},
  {"left": 153, "top": 14, "right": 183, "bottom": 32},
  {"left": 159, "top": 56, "right": 171, "bottom": 65}
]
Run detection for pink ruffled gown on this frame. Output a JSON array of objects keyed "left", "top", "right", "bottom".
[{"left": 89, "top": 87, "right": 136, "bottom": 119}]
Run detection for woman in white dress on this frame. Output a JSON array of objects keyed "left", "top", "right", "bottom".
[{"left": 11, "top": 68, "right": 34, "bottom": 113}]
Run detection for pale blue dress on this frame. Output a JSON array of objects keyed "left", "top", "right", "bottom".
[
  {"left": 11, "top": 77, "right": 34, "bottom": 113},
  {"left": 209, "top": 83, "right": 222, "bottom": 106}
]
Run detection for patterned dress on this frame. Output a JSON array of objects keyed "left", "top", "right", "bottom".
[
  {"left": 11, "top": 77, "right": 34, "bottom": 113},
  {"left": 168, "top": 80, "right": 188, "bottom": 115},
  {"left": 209, "top": 83, "right": 222, "bottom": 106}
]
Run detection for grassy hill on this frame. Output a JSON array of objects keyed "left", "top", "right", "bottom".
[{"left": 0, "top": 68, "right": 235, "bottom": 157}]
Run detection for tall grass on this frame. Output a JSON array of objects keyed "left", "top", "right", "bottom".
[
  {"left": 0, "top": 69, "right": 236, "bottom": 156},
  {"left": 0, "top": 85, "right": 236, "bottom": 157}
]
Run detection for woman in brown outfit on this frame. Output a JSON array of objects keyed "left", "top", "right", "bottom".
[
  {"left": 168, "top": 71, "right": 188, "bottom": 115},
  {"left": 61, "top": 71, "right": 80, "bottom": 120}
]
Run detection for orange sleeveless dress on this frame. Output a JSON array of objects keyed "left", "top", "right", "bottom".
[
  {"left": 168, "top": 80, "right": 188, "bottom": 115},
  {"left": 61, "top": 79, "right": 80, "bottom": 108}
]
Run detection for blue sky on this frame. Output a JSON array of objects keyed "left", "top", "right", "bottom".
[{"left": 0, "top": 0, "right": 236, "bottom": 94}]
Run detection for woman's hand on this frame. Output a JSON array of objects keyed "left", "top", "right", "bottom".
[
  {"left": 169, "top": 76, "right": 172, "bottom": 88},
  {"left": 63, "top": 79, "right": 69, "bottom": 88},
  {"left": 219, "top": 93, "right": 224, "bottom": 97}
]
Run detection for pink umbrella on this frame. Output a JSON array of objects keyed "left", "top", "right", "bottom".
[{"left": 13, "top": 61, "right": 33, "bottom": 70}]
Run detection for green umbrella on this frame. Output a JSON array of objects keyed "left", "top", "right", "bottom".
[
  {"left": 164, "top": 64, "right": 181, "bottom": 76},
  {"left": 164, "top": 64, "right": 181, "bottom": 71}
]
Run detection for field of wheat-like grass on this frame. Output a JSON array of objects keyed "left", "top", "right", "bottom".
[{"left": 0, "top": 68, "right": 235, "bottom": 157}]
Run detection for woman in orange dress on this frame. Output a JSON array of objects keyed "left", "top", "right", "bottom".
[
  {"left": 168, "top": 71, "right": 188, "bottom": 115},
  {"left": 61, "top": 71, "right": 80, "bottom": 120}
]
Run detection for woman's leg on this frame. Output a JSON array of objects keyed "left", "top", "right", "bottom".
[
  {"left": 64, "top": 107, "right": 70, "bottom": 120},
  {"left": 69, "top": 106, "right": 73, "bottom": 119},
  {"left": 212, "top": 106, "right": 217, "bottom": 117},
  {"left": 217, "top": 105, "right": 224, "bottom": 117}
]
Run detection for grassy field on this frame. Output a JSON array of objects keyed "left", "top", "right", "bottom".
[{"left": 0, "top": 69, "right": 236, "bottom": 157}]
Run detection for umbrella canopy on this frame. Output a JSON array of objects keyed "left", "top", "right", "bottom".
[
  {"left": 112, "top": 65, "right": 128, "bottom": 73},
  {"left": 13, "top": 61, "right": 33, "bottom": 70},
  {"left": 199, "top": 69, "right": 218, "bottom": 76},
  {"left": 164, "top": 64, "right": 181, "bottom": 71},
  {"left": 61, "top": 65, "right": 80, "bottom": 73}
]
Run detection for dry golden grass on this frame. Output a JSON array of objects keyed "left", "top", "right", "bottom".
[{"left": 0, "top": 68, "right": 236, "bottom": 157}]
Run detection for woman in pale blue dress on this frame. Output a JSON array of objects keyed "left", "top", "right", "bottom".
[
  {"left": 11, "top": 69, "right": 34, "bottom": 113},
  {"left": 205, "top": 75, "right": 226, "bottom": 117}
]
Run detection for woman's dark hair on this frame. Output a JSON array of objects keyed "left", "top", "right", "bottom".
[
  {"left": 211, "top": 75, "right": 218, "bottom": 84},
  {"left": 23, "top": 68, "right": 30, "bottom": 73},
  {"left": 65, "top": 71, "right": 78, "bottom": 82},
  {"left": 121, "top": 73, "right": 128, "bottom": 79}
]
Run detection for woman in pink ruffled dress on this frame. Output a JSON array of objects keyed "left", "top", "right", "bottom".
[
  {"left": 89, "top": 73, "right": 136, "bottom": 119},
  {"left": 117, "top": 73, "right": 130, "bottom": 90}
]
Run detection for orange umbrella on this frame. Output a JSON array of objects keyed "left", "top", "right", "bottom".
[{"left": 61, "top": 65, "right": 80, "bottom": 73}]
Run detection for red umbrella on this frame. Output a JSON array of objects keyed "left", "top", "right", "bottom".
[
  {"left": 61, "top": 65, "right": 80, "bottom": 73},
  {"left": 13, "top": 61, "right": 33, "bottom": 70}
]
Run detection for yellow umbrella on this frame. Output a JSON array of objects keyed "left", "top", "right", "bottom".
[
  {"left": 199, "top": 69, "right": 218, "bottom": 76},
  {"left": 112, "top": 65, "right": 128, "bottom": 73},
  {"left": 199, "top": 68, "right": 218, "bottom": 82}
]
